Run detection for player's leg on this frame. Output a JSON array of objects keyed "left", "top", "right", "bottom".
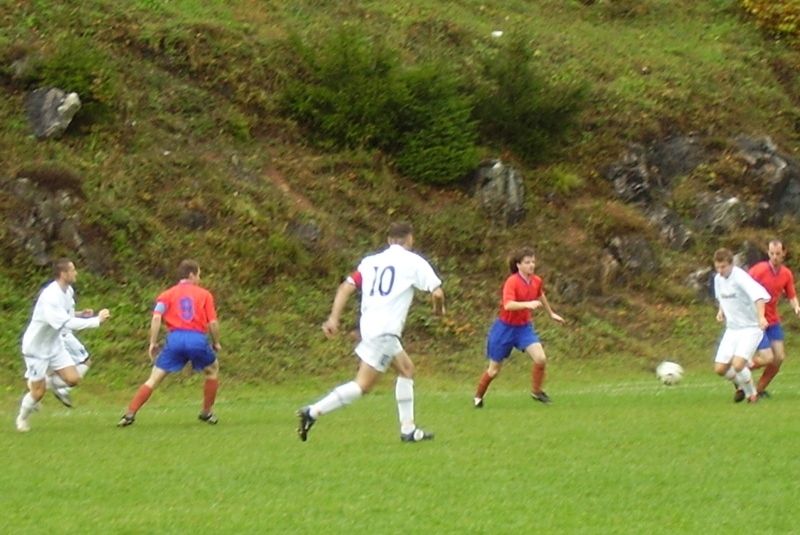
[
  {"left": 474, "top": 321, "right": 512, "bottom": 407},
  {"left": 117, "top": 366, "right": 170, "bottom": 427},
  {"left": 731, "top": 355, "right": 757, "bottom": 401},
  {"left": 198, "top": 358, "right": 220, "bottom": 424},
  {"left": 17, "top": 355, "right": 51, "bottom": 432},
  {"left": 392, "top": 349, "right": 434, "bottom": 442},
  {"left": 757, "top": 328, "right": 785, "bottom": 396}
]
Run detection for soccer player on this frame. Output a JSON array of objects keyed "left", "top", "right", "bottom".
[
  {"left": 712, "top": 248, "right": 769, "bottom": 403},
  {"left": 46, "top": 329, "right": 92, "bottom": 408},
  {"left": 16, "top": 258, "right": 111, "bottom": 432},
  {"left": 296, "top": 221, "right": 445, "bottom": 443},
  {"left": 117, "top": 259, "right": 221, "bottom": 427},
  {"left": 473, "top": 247, "right": 564, "bottom": 408},
  {"left": 739, "top": 239, "right": 800, "bottom": 400}
]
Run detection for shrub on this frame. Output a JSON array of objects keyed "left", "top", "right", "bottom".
[
  {"left": 392, "top": 66, "right": 478, "bottom": 184},
  {"left": 281, "top": 30, "right": 478, "bottom": 184},
  {"left": 741, "top": 1, "right": 800, "bottom": 47},
  {"left": 472, "top": 34, "right": 587, "bottom": 166}
]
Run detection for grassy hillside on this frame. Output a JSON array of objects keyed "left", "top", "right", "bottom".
[{"left": 1, "top": 0, "right": 800, "bottom": 391}]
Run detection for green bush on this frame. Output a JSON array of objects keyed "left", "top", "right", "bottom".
[
  {"left": 741, "top": 0, "right": 800, "bottom": 47},
  {"left": 472, "top": 35, "right": 587, "bottom": 166},
  {"left": 281, "top": 30, "right": 478, "bottom": 184},
  {"left": 282, "top": 30, "right": 406, "bottom": 150},
  {"left": 392, "top": 66, "right": 478, "bottom": 184}
]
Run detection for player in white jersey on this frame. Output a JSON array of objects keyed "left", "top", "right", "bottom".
[
  {"left": 15, "top": 258, "right": 111, "bottom": 432},
  {"left": 712, "top": 248, "right": 770, "bottom": 403},
  {"left": 297, "top": 221, "right": 445, "bottom": 443}
]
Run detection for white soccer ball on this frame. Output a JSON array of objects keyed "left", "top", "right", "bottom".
[{"left": 656, "top": 361, "right": 684, "bottom": 386}]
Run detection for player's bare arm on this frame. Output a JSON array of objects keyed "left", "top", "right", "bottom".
[
  {"left": 148, "top": 314, "right": 162, "bottom": 361},
  {"left": 208, "top": 320, "right": 221, "bottom": 351},
  {"left": 322, "top": 281, "right": 357, "bottom": 339},
  {"left": 539, "top": 294, "right": 565, "bottom": 325},
  {"left": 431, "top": 287, "right": 445, "bottom": 316}
]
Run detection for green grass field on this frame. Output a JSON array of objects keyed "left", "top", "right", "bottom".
[{"left": 1, "top": 367, "right": 797, "bottom": 535}]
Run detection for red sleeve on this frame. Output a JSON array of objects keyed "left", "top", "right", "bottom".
[
  {"left": 348, "top": 270, "right": 363, "bottom": 288},
  {"left": 501, "top": 276, "right": 518, "bottom": 306},
  {"left": 785, "top": 268, "right": 797, "bottom": 300}
]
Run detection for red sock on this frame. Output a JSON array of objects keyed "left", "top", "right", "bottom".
[
  {"left": 532, "top": 363, "right": 546, "bottom": 393},
  {"left": 757, "top": 363, "right": 780, "bottom": 392},
  {"left": 475, "top": 371, "right": 494, "bottom": 399},
  {"left": 127, "top": 384, "right": 153, "bottom": 414},
  {"left": 203, "top": 378, "right": 219, "bottom": 413}
]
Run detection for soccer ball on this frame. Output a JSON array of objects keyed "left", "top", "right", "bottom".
[{"left": 656, "top": 361, "right": 684, "bottom": 386}]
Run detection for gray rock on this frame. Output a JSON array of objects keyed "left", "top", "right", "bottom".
[
  {"left": 472, "top": 159, "right": 525, "bottom": 226},
  {"left": 26, "top": 87, "right": 82, "bottom": 139}
]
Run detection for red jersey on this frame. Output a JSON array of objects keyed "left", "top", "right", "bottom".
[
  {"left": 153, "top": 281, "right": 217, "bottom": 332},
  {"left": 497, "top": 272, "right": 544, "bottom": 326},
  {"left": 748, "top": 261, "right": 797, "bottom": 326}
]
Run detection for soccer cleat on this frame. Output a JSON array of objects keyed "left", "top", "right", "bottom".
[
  {"left": 15, "top": 415, "right": 30, "bottom": 433},
  {"left": 733, "top": 389, "right": 745, "bottom": 403},
  {"left": 117, "top": 414, "right": 135, "bottom": 427},
  {"left": 758, "top": 390, "right": 771, "bottom": 399},
  {"left": 53, "top": 388, "right": 73, "bottom": 408},
  {"left": 296, "top": 407, "right": 316, "bottom": 442},
  {"left": 747, "top": 394, "right": 759, "bottom": 404},
  {"left": 400, "top": 427, "right": 434, "bottom": 442},
  {"left": 473, "top": 397, "right": 484, "bottom": 409},
  {"left": 198, "top": 411, "right": 218, "bottom": 425},
  {"left": 531, "top": 391, "right": 552, "bottom": 404}
]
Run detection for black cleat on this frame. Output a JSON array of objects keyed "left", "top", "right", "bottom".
[
  {"left": 198, "top": 411, "right": 218, "bottom": 424},
  {"left": 296, "top": 407, "right": 316, "bottom": 442},
  {"left": 531, "top": 391, "right": 552, "bottom": 404},
  {"left": 400, "top": 427, "right": 434, "bottom": 442},
  {"left": 117, "top": 414, "right": 135, "bottom": 427},
  {"left": 733, "top": 389, "right": 745, "bottom": 403},
  {"left": 757, "top": 390, "right": 771, "bottom": 399},
  {"left": 473, "top": 397, "right": 484, "bottom": 409}
]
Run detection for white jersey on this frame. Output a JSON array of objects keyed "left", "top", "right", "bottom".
[
  {"left": 349, "top": 244, "right": 442, "bottom": 339},
  {"left": 714, "top": 266, "right": 770, "bottom": 330},
  {"left": 22, "top": 281, "right": 100, "bottom": 358}
]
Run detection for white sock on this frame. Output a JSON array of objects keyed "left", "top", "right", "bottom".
[
  {"left": 76, "top": 363, "right": 89, "bottom": 379},
  {"left": 396, "top": 377, "right": 415, "bottom": 435},
  {"left": 736, "top": 368, "right": 756, "bottom": 397},
  {"left": 19, "top": 392, "right": 38, "bottom": 419},
  {"left": 310, "top": 381, "right": 362, "bottom": 418},
  {"left": 47, "top": 374, "right": 70, "bottom": 391},
  {"left": 723, "top": 367, "right": 737, "bottom": 384}
]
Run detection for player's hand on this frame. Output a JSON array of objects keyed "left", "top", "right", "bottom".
[
  {"left": 716, "top": 310, "right": 724, "bottom": 322},
  {"left": 759, "top": 317, "right": 769, "bottom": 331},
  {"left": 213, "top": 342, "right": 222, "bottom": 352},
  {"left": 322, "top": 319, "right": 339, "bottom": 339},
  {"left": 77, "top": 308, "right": 93, "bottom": 317},
  {"left": 794, "top": 307, "right": 800, "bottom": 317},
  {"left": 551, "top": 312, "right": 565, "bottom": 325},
  {"left": 97, "top": 309, "right": 111, "bottom": 322},
  {"left": 148, "top": 343, "right": 160, "bottom": 362},
  {"left": 529, "top": 300, "right": 543, "bottom": 310},
  {"left": 432, "top": 303, "right": 445, "bottom": 316}
]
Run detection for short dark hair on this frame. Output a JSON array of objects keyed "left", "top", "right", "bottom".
[
  {"left": 508, "top": 247, "right": 536, "bottom": 274},
  {"left": 387, "top": 221, "right": 413, "bottom": 241},
  {"left": 52, "top": 257, "right": 73, "bottom": 279},
  {"left": 178, "top": 259, "right": 200, "bottom": 279},
  {"left": 713, "top": 248, "right": 733, "bottom": 264}
]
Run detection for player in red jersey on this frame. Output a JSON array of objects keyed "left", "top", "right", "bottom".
[
  {"left": 473, "top": 247, "right": 564, "bottom": 408},
  {"left": 117, "top": 259, "right": 222, "bottom": 427},
  {"left": 738, "top": 239, "right": 800, "bottom": 400}
]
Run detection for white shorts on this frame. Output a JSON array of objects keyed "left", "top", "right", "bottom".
[
  {"left": 62, "top": 332, "right": 89, "bottom": 365},
  {"left": 23, "top": 350, "right": 75, "bottom": 382},
  {"left": 355, "top": 335, "right": 403, "bottom": 373},
  {"left": 715, "top": 327, "right": 763, "bottom": 365}
]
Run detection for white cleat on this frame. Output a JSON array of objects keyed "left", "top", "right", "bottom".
[
  {"left": 53, "top": 388, "right": 73, "bottom": 408},
  {"left": 15, "top": 416, "right": 30, "bottom": 433}
]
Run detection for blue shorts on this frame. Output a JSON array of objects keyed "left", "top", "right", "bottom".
[
  {"left": 486, "top": 319, "right": 540, "bottom": 362},
  {"left": 757, "top": 323, "right": 784, "bottom": 351},
  {"left": 155, "top": 330, "right": 217, "bottom": 372}
]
